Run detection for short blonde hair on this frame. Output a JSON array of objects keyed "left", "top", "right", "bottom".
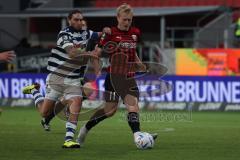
[{"left": 116, "top": 3, "right": 133, "bottom": 16}]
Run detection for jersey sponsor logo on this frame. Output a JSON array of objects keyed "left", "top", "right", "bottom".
[
  {"left": 119, "top": 41, "right": 136, "bottom": 49},
  {"left": 103, "top": 40, "right": 136, "bottom": 53}
]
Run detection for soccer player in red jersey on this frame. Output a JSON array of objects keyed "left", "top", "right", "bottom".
[{"left": 77, "top": 3, "right": 157, "bottom": 147}]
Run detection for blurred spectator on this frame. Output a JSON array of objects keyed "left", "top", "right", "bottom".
[
  {"left": 234, "top": 17, "right": 240, "bottom": 47},
  {"left": 235, "top": 17, "right": 240, "bottom": 38}
]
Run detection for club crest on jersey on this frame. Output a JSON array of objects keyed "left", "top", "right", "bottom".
[{"left": 132, "top": 35, "right": 137, "bottom": 41}]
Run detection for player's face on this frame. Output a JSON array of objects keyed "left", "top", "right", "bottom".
[
  {"left": 117, "top": 12, "right": 133, "bottom": 31},
  {"left": 68, "top": 13, "right": 84, "bottom": 30}
]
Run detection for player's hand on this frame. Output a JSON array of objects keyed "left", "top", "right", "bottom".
[
  {"left": 0, "top": 50, "right": 16, "bottom": 62},
  {"left": 102, "top": 27, "right": 111, "bottom": 35}
]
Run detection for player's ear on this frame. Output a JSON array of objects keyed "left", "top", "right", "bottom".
[
  {"left": 117, "top": 15, "right": 121, "bottom": 22},
  {"left": 67, "top": 18, "right": 71, "bottom": 26}
]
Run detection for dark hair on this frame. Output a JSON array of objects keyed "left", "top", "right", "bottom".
[{"left": 68, "top": 10, "right": 82, "bottom": 19}]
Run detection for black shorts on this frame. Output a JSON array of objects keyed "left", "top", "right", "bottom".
[{"left": 104, "top": 73, "right": 139, "bottom": 102}]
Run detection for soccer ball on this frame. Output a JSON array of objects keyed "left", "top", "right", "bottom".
[{"left": 134, "top": 132, "right": 154, "bottom": 149}]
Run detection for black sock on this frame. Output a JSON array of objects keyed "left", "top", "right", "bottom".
[
  {"left": 85, "top": 109, "right": 107, "bottom": 130},
  {"left": 127, "top": 112, "right": 140, "bottom": 133},
  {"left": 45, "top": 111, "right": 55, "bottom": 124}
]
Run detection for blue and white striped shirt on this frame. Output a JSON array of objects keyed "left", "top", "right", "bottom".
[{"left": 48, "top": 26, "right": 98, "bottom": 79}]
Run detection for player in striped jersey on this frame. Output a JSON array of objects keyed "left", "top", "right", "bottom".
[{"left": 22, "top": 10, "right": 105, "bottom": 148}]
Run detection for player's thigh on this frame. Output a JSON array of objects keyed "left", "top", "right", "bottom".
[
  {"left": 104, "top": 74, "right": 120, "bottom": 102},
  {"left": 110, "top": 74, "right": 139, "bottom": 102},
  {"left": 45, "top": 74, "right": 63, "bottom": 101},
  {"left": 113, "top": 76, "right": 139, "bottom": 112},
  {"left": 64, "top": 78, "right": 82, "bottom": 100}
]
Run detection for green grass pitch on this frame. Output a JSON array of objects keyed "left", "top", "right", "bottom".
[{"left": 0, "top": 107, "right": 240, "bottom": 160}]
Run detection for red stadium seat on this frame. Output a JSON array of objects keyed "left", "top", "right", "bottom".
[
  {"left": 223, "top": 0, "right": 232, "bottom": 6},
  {"left": 133, "top": 0, "right": 141, "bottom": 7},
  {"left": 168, "top": 0, "right": 176, "bottom": 7},
  {"left": 127, "top": 0, "right": 136, "bottom": 7},
  {"left": 95, "top": 0, "right": 103, "bottom": 7},
  {"left": 233, "top": 0, "right": 240, "bottom": 7},
  {"left": 95, "top": 0, "right": 238, "bottom": 8},
  {"left": 146, "top": 0, "right": 158, "bottom": 7},
  {"left": 211, "top": 0, "right": 221, "bottom": 5},
  {"left": 159, "top": 0, "right": 168, "bottom": 7}
]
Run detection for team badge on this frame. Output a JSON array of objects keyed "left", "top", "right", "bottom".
[{"left": 132, "top": 35, "right": 137, "bottom": 41}]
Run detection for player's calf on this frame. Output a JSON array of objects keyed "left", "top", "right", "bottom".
[{"left": 76, "top": 103, "right": 118, "bottom": 145}]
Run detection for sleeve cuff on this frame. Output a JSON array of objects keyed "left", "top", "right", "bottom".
[{"left": 62, "top": 43, "right": 73, "bottom": 49}]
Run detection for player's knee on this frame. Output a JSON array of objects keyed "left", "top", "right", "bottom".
[
  {"left": 41, "top": 109, "right": 50, "bottom": 118},
  {"left": 83, "top": 82, "right": 94, "bottom": 97},
  {"left": 69, "top": 97, "right": 82, "bottom": 106},
  {"left": 124, "top": 94, "right": 138, "bottom": 107}
]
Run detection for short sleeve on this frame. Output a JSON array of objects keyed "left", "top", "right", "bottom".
[{"left": 57, "top": 31, "right": 74, "bottom": 49}]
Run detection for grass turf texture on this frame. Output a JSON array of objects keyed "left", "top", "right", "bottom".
[{"left": 0, "top": 107, "right": 240, "bottom": 160}]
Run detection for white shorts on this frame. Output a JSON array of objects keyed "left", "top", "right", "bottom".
[{"left": 45, "top": 73, "right": 82, "bottom": 101}]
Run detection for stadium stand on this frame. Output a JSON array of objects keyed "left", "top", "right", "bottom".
[
  {"left": 94, "top": 0, "right": 240, "bottom": 8},
  {"left": 1, "top": 0, "right": 240, "bottom": 73}
]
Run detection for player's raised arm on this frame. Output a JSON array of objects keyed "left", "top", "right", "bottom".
[
  {"left": 90, "top": 29, "right": 111, "bottom": 76},
  {"left": 90, "top": 45, "right": 103, "bottom": 77},
  {"left": 0, "top": 50, "right": 15, "bottom": 62}
]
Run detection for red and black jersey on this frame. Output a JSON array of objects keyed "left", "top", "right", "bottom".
[{"left": 98, "top": 26, "right": 141, "bottom": 76}]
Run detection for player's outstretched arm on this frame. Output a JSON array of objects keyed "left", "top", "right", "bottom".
[
  {"left": 91, "top": 46, "right": 102, "bottom": 77},
  {"left": 0, "top": 50, "right": 15, "bottom": 62},
  {"left": 65, "top": 45, "right": 88, "bottom": 58}
]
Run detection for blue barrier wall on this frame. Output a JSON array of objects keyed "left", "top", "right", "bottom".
[{"left": 0, "top": 73, "right": 240, "bottom": 103}]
